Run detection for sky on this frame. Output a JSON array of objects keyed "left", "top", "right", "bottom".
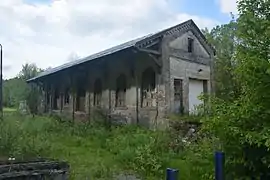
[{"left": 0, "top": 0, "right": 237, "bottom": 79}]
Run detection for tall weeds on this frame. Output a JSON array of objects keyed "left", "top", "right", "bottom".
[{"left": 0, "top": 112, "right": 214, "bottom": 179}]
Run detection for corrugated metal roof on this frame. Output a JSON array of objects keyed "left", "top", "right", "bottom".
[
  {"left": 27, "top": 34, "right": 153, "bottom": 82},
  {"left": 28, "top": 19, "right": 207, "bottom": 82}
]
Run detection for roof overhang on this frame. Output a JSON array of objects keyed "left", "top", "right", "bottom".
[{"left": 27, "top": 19, "right": 215, "bottom": 83}]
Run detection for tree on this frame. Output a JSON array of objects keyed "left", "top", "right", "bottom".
[
  {"left": 3, "top": 63, "right": 43, "bottom": 115},
  {"left": 19, "top": 63, "right": 43, "bottom": 115},
  {"left": 18, "top": 63, "right": 43, "bottom": 81},
  {"left": 202, "top": 19, "right": 239, "bottom": 101},
  {"left": 204, "top": 0, "right": 270, "bottom": 178},
  {"left": 3, "top": 77, "right": 29, "bottom": 107},
  {"left": 66, "top": 52, "right": 80, "bottom": 62}
]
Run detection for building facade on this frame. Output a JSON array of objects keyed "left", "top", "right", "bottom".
[{"left": 28, "top": 20, "right": 214, "bottom": 128}]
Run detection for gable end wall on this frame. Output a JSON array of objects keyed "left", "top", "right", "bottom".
[{"left": 161, "top": 29, "right": 213, "bottom": 114}]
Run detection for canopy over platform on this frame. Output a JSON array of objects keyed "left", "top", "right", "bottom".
[{"left": 27, "top": 19, "right": 214, "bottom": 83}]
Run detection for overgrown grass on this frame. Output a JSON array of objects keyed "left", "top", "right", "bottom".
[{"left": 0, "top": 111, "right": 214, "bottom": 179}]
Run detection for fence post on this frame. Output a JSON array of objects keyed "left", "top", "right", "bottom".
[
  {"left": 215, "top": 151, "right": 225, "bottom": 180},
  {"left": 166, "top": 168, "right": 179, "bottom": 180}
]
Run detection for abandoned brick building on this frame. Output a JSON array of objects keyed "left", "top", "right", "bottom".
[{"left": 27, "top": 19, "right": 214, "bottom": 128}]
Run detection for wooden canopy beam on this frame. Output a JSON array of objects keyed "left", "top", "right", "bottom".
[{"left": 137, "top": 48, "right": 161, "bottom": 56}]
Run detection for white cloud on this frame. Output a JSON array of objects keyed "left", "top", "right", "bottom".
[
  {"left": 0, "top": 0, "right": 219, "bottom": 79},
  {"left": 218, "top": 0, "right": 237, "bottom": 14}
]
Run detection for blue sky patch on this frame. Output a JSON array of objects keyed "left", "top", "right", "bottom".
[
  {"left": 23, "top": 0, "right": 52, "bottom": 5},
  {"left": 169, "top": 0, "right": 231, "bottom": 24}
]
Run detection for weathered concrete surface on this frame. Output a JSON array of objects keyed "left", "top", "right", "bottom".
[
  {"left": 41, "top": 23, "right": 214, "bottom": 129},
  {"left": 167, "top": 30, "right": 212, "bottom": 114}
]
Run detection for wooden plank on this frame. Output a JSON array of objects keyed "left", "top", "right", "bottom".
[{"left": 0, "top": 161, "right": 69, "bottom": 174}]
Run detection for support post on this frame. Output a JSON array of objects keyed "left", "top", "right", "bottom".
[
  {"left": 49, "top": 86, "right": 53, "bottom": 114},
  {"left": 215, "top": 151, "right": 225, "bottom": 180},
  {"left": 88, "top": 90, "right": 91, "bottom": 123},
  {"left": 72, "top": 87, "right": 75, "bottom": 123},
  {"left": 44, "top": 83, "right": 48, "bottom": 113},
  {"left": 87, "top": 72, "right": 91, "bottom": 123},
  {"left": 60, "top": 91, "right": 63, "bottom": 113},
  {"left": 166, "top": 168, "right": 179, "bottom": 180},
  {"left": 70, "top": 74, "right": 75, "bottom": 123},
  {"left": 135, "top": 73, "right": 139, "bottom": 124},
  {"left": 131, "top": 53, "right": 139, "bottom": 125}
]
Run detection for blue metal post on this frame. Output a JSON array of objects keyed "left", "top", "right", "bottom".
[
  {"left": 166, "top": 168, "right": 179, "bottom": 180},
  {"left": 215, "top": 151, "right": 225, "bottom": 180}
]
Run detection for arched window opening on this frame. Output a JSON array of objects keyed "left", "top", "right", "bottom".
[
  {"left": 141, "top": 67, "right": 156, "bottom": 107},
  {"left": 116, "top": 74, "right": 127, "bottom": 107},
  {"left": 94, "top": 78, "right": 102, "bottom": 106}
]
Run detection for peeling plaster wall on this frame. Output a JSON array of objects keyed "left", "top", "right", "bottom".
[
  {"left": 44, "top": 28, "right": 213, "bottom": 129},
  {"left": 170, "top": 57, "right": 211, "bottom": 113},
  {"left": 168, "top": 31, "right": 212, "bottom": 114},
  {"left": 48, "top": 53, "right": 165, "bottom": 128},
  {"left": 169, "top": 30, "right": 210, "bottom": 59}
]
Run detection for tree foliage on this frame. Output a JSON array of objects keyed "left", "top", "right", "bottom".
[
  {"left": 18, "top": 63, "right": 43, "bottom": 81},
  {"left": 3, "top": 63, "right": 43, "bottom": 114},
  {"left": 3, "top": 77, "right": 29, "bottom": 107},
  {"left": 204, "top": 0, "right": 270, "bottom": 178},
  {"left": 202, "top": 19, "right": 240, "bottom": 101}
]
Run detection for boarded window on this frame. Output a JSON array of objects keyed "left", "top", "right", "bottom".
[
  {"left": 116, "top": 74, "right": 127, "bottom": 107},
  {"left": 141, "top": 67, "right": 156, "bottom": 107},
  {"left": 188, "top": 38, "right": 194, "bottom": 53},
  {"left": 174, "top": 79, "right": 184, "bottom": 114},
  {"left": 94, "top": 78, "right": 102, "bottom": 106}
]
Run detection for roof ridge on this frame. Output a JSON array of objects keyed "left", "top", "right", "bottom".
[{"left": 27, "top": 19, "right": 198, "bottom": 82}]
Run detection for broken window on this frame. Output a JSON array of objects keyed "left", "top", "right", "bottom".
[
  {"left": 94, "top": 78, "right": 102, "bottom": 106},
  {"left": 116, "top": 74, "right": 127, "bottom": 107},
  {"left": 188, "top": 38, "right": 194, "bottom": 53},
  {"left": 174, "top": 79, "right": 184, "bottom": 114},
  {"left": 141, "top": 67, "right": 156, "bottom": 107}
]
